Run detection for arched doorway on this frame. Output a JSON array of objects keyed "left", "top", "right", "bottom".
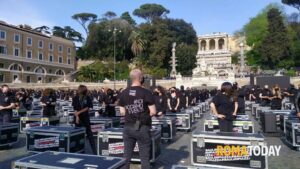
[
  {"left": 218, "top": 38, "right": 225, "bottom": 50},
  {"left": 34, "top": 66, "right": 47, "bottom": 83},
  {"left": 209, "top": 39, "right": 215, "bottom": 50},
  {"left": 200, "top": 40, "right": 206, "bottom": 51},
  {"left": 8, "top": 63, "right": 23, "bottom": 83},
  {"left": 218, "top": 70, "right": 228, "bottom": 77},
  {"left": 55, "top": 69, "right": 65, "bottom": 76}
]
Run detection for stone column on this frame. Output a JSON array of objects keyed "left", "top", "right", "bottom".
[
  {"left": 206, "top": 39, "right": 209, "bottom": 51},
  {"left": 215, "top": 38, "right": 219, "bottom": 50},
  {"left": 198, "top": 39, "right": 201, "bottom": 51},
  {"left": 224, "top": 36, "right": 228, "bottom": 50}
]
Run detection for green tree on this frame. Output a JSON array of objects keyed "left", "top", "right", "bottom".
[
  {"left": 72, "top": 13, "right": 97, "bottom": 35},
  {"left": 52, "top": 26, "right": 84, "bottom": 42},
  {"left": 133, "top": 3, "right": 170, "bottom": 23},
  {"left": 241, "top": 3, "right": 286, "bottom": 67},
  {"left": 129, "top": 31, "right": 146, "bottom": 58},
  {"left": 33, "top": 26, "right": 51, "bottom": 34},
  {"left": 86, "top": 18, "right": 133, "bottom": 60},
  {"left": 282, "top": 0, "right": 300, "bottom": 11},
  {"left": 258, "top": 8, "right": 292, "bottom": 69},
  {"left": 103, "top": 11, "right": 117, "bottom": 20},
  {"left": 176, "top": 43, "right": 197, "bottom": 76},
  {"left": 120, "top": 12, "right": 136, "bottom": 25},
  {"left": 139, "top": 18, "right": 197, "bottom": 76},
  {"left": 77, "top": 65, "right": 96, "bottom": 82},
  {"left": 231, "top": 52, "right": 240, "bottom": 65}
]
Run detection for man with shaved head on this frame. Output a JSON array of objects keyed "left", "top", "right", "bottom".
[{"left": 118, "top": 69, "right": 156, "bottom": 169}]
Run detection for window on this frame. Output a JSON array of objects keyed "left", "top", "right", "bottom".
[
  {"left": 49, "top": 69, "right": 52, "bottom": 74},
  {"left": 67, "top": 47, "right": 71, "bottom": 54},
  {"left": 0, "top": 74, "right": 3, "bottom": 82},
  {"left": 35, "top": 67, "right": 45, "bottom": 74},
  {"left": 14, "top": 48, "right": 20, "bottom": 56},
  {"left": 0, "top": 30, "right": 6, "bottom": 40},
  {"left": 49, "top": 43, "right": 53, "bottom": 51},
  {"left": 38, "top": 40, "right": 43, "bottom": 48},
  {"left": 27, "top": 37, "right": 32, "bottom": 46},
  {"left": 0, "top": 63, "right": 4, "bottom": 68},
  {"left": 49, "top": 55, "right": 53, "bottom": 62},
  {"left": 67, "top": 58, "right": 71, "bottom": 65},
  {"left": 10, "top": 64, "right": 22, "bottom": 71},
  {"left": 38, "top": 52, "right": 43, "bottom": 60},
  {"left": 26, "top": 76, "right": 31, "bottom": 83},
  {"left": 27, "top": 50, "right": 32, "bottom": 59},
  {"left": 56, "top": 69, "right": 64, "bottom": 75},
  {"left": 59, "top": 56, "right": 63, "bottom": 63},
  {"left": 49, "top": 77, "right": 52, "bottom": 83},
  {"left": 0, "top": 45, "right": 7, "bottom": 54},
  {"left": 58, "top": 45, "right": 63, "bottom": 52},
  {"left": 26, "top": 66, "right": 31, "bottom": 71},
  {"left": 14, "top": 34, "right": 20, "bottom": 43}
]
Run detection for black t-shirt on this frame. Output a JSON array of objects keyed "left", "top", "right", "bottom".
[
  {"left": 168, "top": 95, "right": 179, "bottom": 109},
  {"left": 270, "top": 92, "right": 282, "bottom": 108},
  {"left": 0, "top": 92, "right": 14, "bottom": 114},
  {"left": 261, "top": 89, "right": 271, "bottom": 99},
  {"left": 212, "top": 93, "right": 235, "bottom": 120},
  {"left": 154, "top": 94, "right": 167, "bottom": 114},
  {"left": 118, "top": 86, "right": 154, "bottom": 126},
  {"left": 180, "top": 90, "right": 187, "bottom": 106},
  {"left": 41, "top": 95, "right": 56, "bottom": 116},
  {"left": 72, "top": 95, "right": 93, "bottom": 120}
]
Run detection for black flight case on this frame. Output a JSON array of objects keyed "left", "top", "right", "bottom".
[
  {"left": 12, "top": 151, "right": 125, "bottom": 169},
  {"left": 26, "top": 126, "right": 85, "bottom": 153}
]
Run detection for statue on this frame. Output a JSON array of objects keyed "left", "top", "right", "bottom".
[{"left": 170, "top": 42, "right": 177, "bottom": 78}]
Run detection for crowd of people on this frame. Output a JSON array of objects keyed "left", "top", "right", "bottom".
[
  {"left": 1, "top": 69, "right": 300, "bottom": 169},
  {"left": 210, "top": 82, "right": 300, "bottom": 132}
]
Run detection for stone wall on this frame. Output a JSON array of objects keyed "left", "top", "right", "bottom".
[{"left": 4, "top": 77, "right": 300, "bottom": 90}]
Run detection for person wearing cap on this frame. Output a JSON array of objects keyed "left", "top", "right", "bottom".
[{"left": 210, "top": 82, "right": 238, "bottom": 132}]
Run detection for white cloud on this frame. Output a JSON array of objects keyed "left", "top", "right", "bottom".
[{"left": 0, "top": 0, "right": 55, "bottom": 28}]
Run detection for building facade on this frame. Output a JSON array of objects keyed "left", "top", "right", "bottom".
[
  {"left": 193, "top": 32, "right": 244, "bottom": 77},
  {"left": 0, "top": 21, "right": 76, "bottom": 83}
]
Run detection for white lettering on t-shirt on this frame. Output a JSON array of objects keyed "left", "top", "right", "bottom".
[{"left": 125, "top": 99, "right": 144, "bottom": 114}]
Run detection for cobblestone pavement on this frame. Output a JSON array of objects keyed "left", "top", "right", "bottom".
[{"left": 1, "top": 110, "right": 300, "bottom": 169}]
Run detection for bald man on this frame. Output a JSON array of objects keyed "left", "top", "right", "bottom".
[{"left": 118, "top": 69, "right": 156, "bottom": 169}]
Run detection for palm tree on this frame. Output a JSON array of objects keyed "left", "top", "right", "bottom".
[
  {"left": 129, "top": 31, "right": 146, "bottom": 58},
  {"left": 78, "top": 66, "right": 96, "bottom": 82}
]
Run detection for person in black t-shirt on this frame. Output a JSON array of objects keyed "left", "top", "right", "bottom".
[
  {"left": 249, "top": 87, "right": 257, "bottom": 102},
  {"left": 270, "top": 84, "right": 282, "bottom": 110},
  {"left": 0, "top": 85, "right": 15, "bottom": 123},
  {"left": 167, "top": 87, "right": 180, "bottom": 113},
  {"left": 40, "top": 88, "right": 57, "bottom": 117},
  {"left": 210, "top": 82, "right": 238, "bottom": 132},
  {"left": 295, "top": 90, "right": 300, "bottom": 118},
  {"left": 153, "top": 86, "right": 167, "bottom": 117},
  {"left": 179, "top": 85, "right": 189, "bottom": 110},
  {"left": 103, "top": 88, "right": 117, "bottom": 117},
  {"left": 260, "top": 85, "right": 271, "bottom": 106},
  {"left": 233, "top": 82, "right": 245, "bottom": 115},
  {"left": 72, "top": 85, "right": 96, "bottom": 155},
  {"left": 118, "top": 69, "right": 156, "bottom": 169}
]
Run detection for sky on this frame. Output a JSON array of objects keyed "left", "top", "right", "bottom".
[{"left": 0, "top": 0, "right": 298, "bottom": 38}]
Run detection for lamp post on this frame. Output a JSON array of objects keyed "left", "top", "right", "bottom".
[{"left": 109, "top": 27, "right": 121, "bottom": 90}]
